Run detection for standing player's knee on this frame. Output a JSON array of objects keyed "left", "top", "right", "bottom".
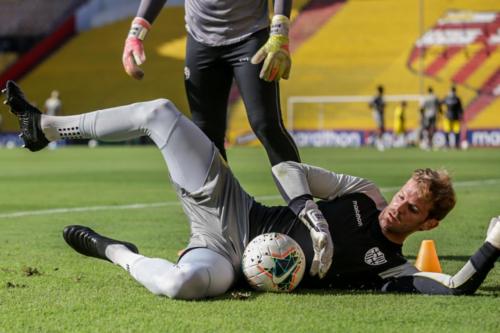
[
  {"left": 156, "top": 264, "right": 211, "bottom": 300},
  {"left": 251, "top": 119, "right": 279, "bottom": 142}
]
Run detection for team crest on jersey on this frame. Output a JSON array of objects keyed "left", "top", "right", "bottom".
[
  {"left": 184, "top": 66, "right": 190, "bottom": 80},
  {"left": 364, "top": 247, "right": 387, "bottom": 266}
]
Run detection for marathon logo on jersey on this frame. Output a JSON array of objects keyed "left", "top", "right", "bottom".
[
  {"left": 352, "top": 200, "right": 363, "bottom": 227},
  {"left": 364, "top": 247, "right": 387, "bottom": 266}
]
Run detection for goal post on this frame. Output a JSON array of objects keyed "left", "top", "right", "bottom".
[
  {"left": 286, "top": 94, "right": 423, "bottom": 131},
  {"left": 285, "top": 94, "right": 426, "bottom": 147}
]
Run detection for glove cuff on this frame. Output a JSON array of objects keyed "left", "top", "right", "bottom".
[
  {"left": 270, "top": 15, "right": 289, "bottom": 37},
  {"left": 128, "top": 17, "right": 151, "bottom": 40},
  {"left": 299, "top": 200, "right": 329, "bottom": 232}
]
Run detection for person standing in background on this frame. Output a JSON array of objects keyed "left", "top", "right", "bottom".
[
  {"left": 369, "top": 85, "right": 386, "bottom": 151},
  {"left": 442, "top": 86, "right": 464, "bottom": 149},
  {"left": 44, "top": 90, "right": 62, "bottom": 116},
  {"left": 419, "top": 87, "right": 441, "bottom": 150},
  {"left": 121, "top": 0, "right": 300, "bottom": 166},
  {"left": 392, "top": 100, "right": 407, "bottom": 147}
]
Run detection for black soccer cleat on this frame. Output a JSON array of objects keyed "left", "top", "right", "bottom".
[
  {"left": 63, "top": 225, "right": 139, "bottom": 262},
  {"left": 1, "top": 80, "right": 49, "bottom": 151}
]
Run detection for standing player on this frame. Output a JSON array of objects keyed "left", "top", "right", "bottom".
[
  {"left": 122, "top": 0, "right": 299, "bottom": 165},
  {"left": 442, "top": 86, "right": 464, "bottom": 149},
  {"left": 369, "top": 85, "right": 386, "bottom": 150},
  {"left": 419, "top": 86, "right": 441, "bottom": 150},
  {"left": 44, "top": 90, "right": 62, "bottom": 116},
  {"left": 392, "top": 100, "right": 407, "bottom": 147},
  {"left": 3, "top": 81, "right": 499, "bottom": 299}
]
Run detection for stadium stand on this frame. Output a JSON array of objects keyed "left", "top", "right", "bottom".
[
  {"left": 407, "top": 8, "right": 500, "bottom": 129},
  {"left": 1, "top": 0, "right": 498, "bottom": 148},
  {"left": 0, "top": 0, "right": 87, "bottom": 88},
  {"left": 0, "top": 0, "right": 307, "bottom": 133},
  {"left": 227, "top": 0, "right": 499, "bottom": 146},
  {"left": 0, "top": 0, "right": 84, "bottom": 75},
  {"left": 0, "top": 53, "right": 17, "bottom": 72},
  {"left": 0, "top": 0, "right": 85, "bottom": 47}
]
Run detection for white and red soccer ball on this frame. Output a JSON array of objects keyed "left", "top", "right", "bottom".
[{"left": 242, "top": 233, "right": 306, "bottom": 292}]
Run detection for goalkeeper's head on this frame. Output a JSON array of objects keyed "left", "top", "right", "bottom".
[
  {"left": 411, "top": 168, "right": 456, "bottom": 221},
  {"left": 378, "top": 168, "right": 456, "bottom": 243}
]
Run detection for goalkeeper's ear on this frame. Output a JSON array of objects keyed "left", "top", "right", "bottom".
[{"left": 419, "top": 219, "right": 439, "bottom": 231}]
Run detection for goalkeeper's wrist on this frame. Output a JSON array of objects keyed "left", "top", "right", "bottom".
[
  {"left": 270, "top": 15, "right": 289, "bottom": 37},
  {"left": 128, "top": 17, "right": 151, "bottom": 40}
]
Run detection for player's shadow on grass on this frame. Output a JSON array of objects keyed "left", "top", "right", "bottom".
[
  {"left": 210, "top": 285, "right": 500, "bottom": 300},
  {"left": 478, "top": 285, "right": 500, "bottom": 293},
  {"left": 211, "top": 288, "right": 262, "bottom": 301},
  {"left": 213, "top": 288, "right": 382, "bottom": 301},
  {"left": 295, "top": 288, "right": 500, "bottom": 297}
]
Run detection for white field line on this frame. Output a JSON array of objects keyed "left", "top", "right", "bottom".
[{"left": 1, "top": 179, "right": 499, "bottom": 219}]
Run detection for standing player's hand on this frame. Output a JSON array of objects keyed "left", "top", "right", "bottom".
[
  {"left": 299, "top": 200, "right": 334, "bottom": 278},
  {"left": 251, "top": 15, "right": 291, "bottom": 82},
  {"left": 122, "top": 17, "right": 151, "bottom": 80}
]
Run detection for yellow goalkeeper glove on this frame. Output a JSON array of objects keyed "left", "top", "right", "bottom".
[{"left": 251, "top": 15, "right": 291, "bottom": 82}]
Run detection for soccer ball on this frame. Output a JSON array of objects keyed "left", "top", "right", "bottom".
[{"left": 242, "top": 233, "right": 306, "bottom": 292}]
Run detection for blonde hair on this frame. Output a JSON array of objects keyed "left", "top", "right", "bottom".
[{"left": 412, "top": 168, "right": 456, "bottom": 221}]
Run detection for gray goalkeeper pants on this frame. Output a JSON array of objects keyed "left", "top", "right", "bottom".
[{"left": 42, "top": 99, "right": 252, "bottom": 299}]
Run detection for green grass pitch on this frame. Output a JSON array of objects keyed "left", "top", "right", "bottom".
[{"left": 0, "top": 146, "right": 499, "bottom": 332}]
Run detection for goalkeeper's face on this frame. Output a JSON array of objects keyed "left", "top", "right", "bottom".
[{"left": 379, "top": 179, "right": 439, "bottom": 242}]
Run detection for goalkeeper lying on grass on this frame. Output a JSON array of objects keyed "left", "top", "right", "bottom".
[{"left": 2, "top": 81, "right": 499, "bottom": 299}]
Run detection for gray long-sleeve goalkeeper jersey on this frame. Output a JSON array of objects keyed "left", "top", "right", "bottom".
[{"left": 185, "top": 0, "right": 270, "bottom": 46}]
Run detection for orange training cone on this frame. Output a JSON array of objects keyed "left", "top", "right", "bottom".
[{"left": 414, "top": 240, "right": 442, "bottom": 273}]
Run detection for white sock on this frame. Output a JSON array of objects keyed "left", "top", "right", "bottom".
[
  {"left": 105, "top": 244, "right": 144, "bottom": 272},
  {"left": 41, "top": 114, "right": 84, "bottom": 141},
  {"left": 486, "top": 217, "right": 500, "bottom": 249}
]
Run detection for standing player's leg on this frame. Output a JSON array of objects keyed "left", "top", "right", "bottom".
[
  {"left": 372, "top": 112, "right": 384, "bottom": 150},
  {"left": 184, "top": 34, "right": 233, "bottom": 161},
  {"left": 427, "top": 119, "right": 436, "bottom": 149},
  {"left": 230, "top": 29, "right": 300, "bottom": 166},
  {"left": 453, "top": 120, "right": 461, "bottom": 149},
  {"left": 443, "top": 118, "right": 452, "bottom": 148}
]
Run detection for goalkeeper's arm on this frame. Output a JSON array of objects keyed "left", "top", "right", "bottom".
[
  {"left": 382, "top": 218, "right": 500, "bottom": 295},
  {"left": 271, "top": 161, "right": 386, "bottom": 207},
  {"left": 271, "top": 160, "right": 338, "bottom": 279},
  {"left": 136, "top": 0, "right": 167, "bottom": 23}
]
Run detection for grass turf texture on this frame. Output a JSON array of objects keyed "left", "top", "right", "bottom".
[{"left": 0, "top": 146, "right": 499, "bottom": 332}]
